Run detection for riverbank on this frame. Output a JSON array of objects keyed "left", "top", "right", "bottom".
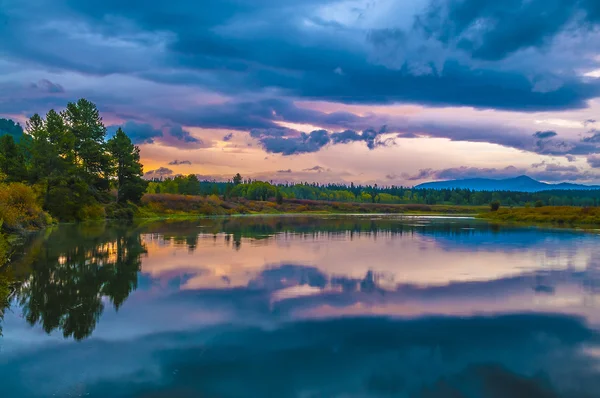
[
  {"left": 478, "top": 206, "right": 600, "bottom": 227},
  {"left": 136, "top": 194, "right": 487, "bottom": 218}
]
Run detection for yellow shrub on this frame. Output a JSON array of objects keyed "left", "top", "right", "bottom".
[
  {"left": 0, "top": 183, "right": 50, "bottom": 231},
  {"left": 207, "top": 194, "right": 222, "bottom": 205}
]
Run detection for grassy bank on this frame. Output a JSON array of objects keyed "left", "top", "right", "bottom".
[
  {"left": 136, "top": 194, "right": 487, "bottom": 218},
  {"left": 479, "top": 206, "right": 600, "bottom": 227}
]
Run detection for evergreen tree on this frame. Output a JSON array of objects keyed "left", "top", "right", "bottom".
[
  {"left": 63, "top": 99, "right": 111, "bottom": 192},
  {"left": 0, "top": 135, "right": 27, "bottom": 182},
  {"left": 233, "top": 173, "right": 243, "bottom": 185},
  {"left": 107, "top": 128, "right": 147, "bottom": 204}
]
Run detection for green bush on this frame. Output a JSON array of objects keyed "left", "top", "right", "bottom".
[{"left": 105, "top": 203, "right": 136, "bottom": 220}]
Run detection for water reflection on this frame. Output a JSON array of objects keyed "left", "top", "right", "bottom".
[
  {"left": 3, "top": 216, "right": 600, "bottom": 397},
  {"left": 9, "top": 224, "right": 146, "bottom": 340}
]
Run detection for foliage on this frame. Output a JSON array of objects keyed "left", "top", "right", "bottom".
[
  {"left": 481, "top": 206, "right": 600, "bottom": 226},
  {"left": 0, "top": 99, "right": 147, "bottom": 221},
  {"left": 490, "top": 200, "right": 500, "bottom": 212},
  {"left": 0, "top": 135, "right": 27, "bottom": 182},
  {"left": 107, "top": 128, "right": 147, "bottom": 204},
  {"left": 0, "top": 183, "right": 51, "bottom": 231},
  {"left": 0, "top": 118, "right": 24, "bottom": 141},
  {"left": 13, "top": 223, "right": 147, "bottom": 340},
  {"left": 149, "top": 176, "right": 600, "bottom": 210}
]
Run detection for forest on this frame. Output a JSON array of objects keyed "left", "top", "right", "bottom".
[
  {"left": 0, "top": 99, "right": 147, "bottom": 228},
  {"left": 148, "top": 173, "right": 600, "bottom": 208}
]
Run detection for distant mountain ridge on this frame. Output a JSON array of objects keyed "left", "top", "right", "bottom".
[{"left": 415, "top": 175, "right": 600, "bottom": 192}]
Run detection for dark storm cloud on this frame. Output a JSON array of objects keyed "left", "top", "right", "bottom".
[
  {"left": 415, "top": 0, "right": 600, "bottom": 61},
  {"left": 222, "top": 133, "right": 233, "bottom": 142},
  {"left": 1, "top": 0, "right": 600, "bottom": 168},
  {"left": 107, "top": 121, "right": 163, "bottom": 144},
  {"left": 2, "top": 0, "right": 600, "bottom": 115}
]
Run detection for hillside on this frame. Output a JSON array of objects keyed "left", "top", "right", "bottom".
[{"left": 415, "top": 175, "right": 600, "bottom": 192}]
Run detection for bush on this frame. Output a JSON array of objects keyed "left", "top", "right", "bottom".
[
  {"left": 490, "top": 200, "right": 501, "bottom": 212},
  {"left": 534, "top": 200, "right": 544, "bottom": 208},
  {"left": 105, "top": 203, "right": 136, "bottom": 220},
  {"left": 0, "top": 183, "right": 50, "bottom": 231},
  {"left": 78, "top": 204, "right": 106, "bottom": 220}
]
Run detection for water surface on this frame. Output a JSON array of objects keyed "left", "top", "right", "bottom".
[{"left": 2, "top": 215, "right": 600, "bottom": 397}]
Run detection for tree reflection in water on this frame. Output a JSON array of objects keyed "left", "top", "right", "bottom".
[{"left": 13, "top": 223, "right": 146, "bottom": 340}]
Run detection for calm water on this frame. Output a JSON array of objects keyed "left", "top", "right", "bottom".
[{"left": 2, "top": 215, "right": 600, "bottom": 397}]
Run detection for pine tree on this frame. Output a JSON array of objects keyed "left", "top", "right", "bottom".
[
  {"left": 0, "top": 135, "right": 27, "bottom": 182},
  {"left": 107, "top": 128, "right": 147, "bottom": 204},
  {"left": 63, "top": 99, "right": 111, "bottom": 192}
]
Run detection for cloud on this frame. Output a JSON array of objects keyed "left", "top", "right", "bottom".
[
  {"left": 415, "top": 0, "right": 600, "bottom": 61},
  {"left": 222, "top": 133, "right": 233, "bottom": 141},
  {"left": 584, "top": 119, "right": 597, "bottom": 127},
  {"left": 250, "top": 125, "right": 395, "bottom": 155},
  {"left": 2, "top": 0, "right": 600, "bottom": 116},
  {"left": 277, "top": 169, "right": 292, "bottom": 173},
  {"left": 168, "top": 160, "right": 192, "bottom": 165},
  {"left": 145, "top": 98, "right": 600, "bottom": 157},
  {"left": 587, "top": 155, "right": 600, "bottom": 168},
  {"left": 582, "top": 129, "right": 600, "bottom": 143},
  {"left": 254, "top": 129, "right": 331, "bottom": 155},
  {"left": 30, "top": 79, "right": 64, "bottom": 93},
  {"left": 108, "top": 121, "right": 163, "bottom": 144},
  {"left": 533, "top": 131, "right": 558, "bottom": 140},
  {"left": 144, "top": 167, "right": 174, "bottom": 179},
  {"left": 167, "top": 125, "right": 200, "bottom": 143},
  {"left": 303, "top": 166, "right": 326, "bottom": 172}
]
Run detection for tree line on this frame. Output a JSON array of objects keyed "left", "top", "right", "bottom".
[
  {"left": 147, "top": 174, "right": 600, "bottom": 207},
  {"left": 0, "top": 99, "right": 146, "bottom": 221}
]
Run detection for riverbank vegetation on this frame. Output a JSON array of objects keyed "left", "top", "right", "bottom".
[
  {"left": 139, "top": 193, "right": 484, "bottom": 217},
  {"left": 148, "top": 174, "right": 600, "bottom": 207},
  {"left": 480, "top": 206, "right": 600, "bottom": 227}
]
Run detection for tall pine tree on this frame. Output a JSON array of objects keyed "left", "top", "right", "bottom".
[
  {"left": 63, "top": 99, "right": 111, "bottom": 192},
  {"left": 107, "top": 128, "right": 147, "bottom": 204}
]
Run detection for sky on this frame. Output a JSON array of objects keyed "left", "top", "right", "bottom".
[{"left": 1, "top": 0, "right": 600, "bottom": 186}]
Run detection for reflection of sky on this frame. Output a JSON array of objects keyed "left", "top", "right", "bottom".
[{"left": 4, "top": 218, "right": 600, "bottom": 397}]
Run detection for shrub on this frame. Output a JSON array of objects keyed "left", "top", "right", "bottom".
[
  {"left": 534, "top": 200, "right": 544, "bottom": 208},
  {"left": 0, "top": 183, "right": 50, "bottom": 231},
  {"left": 105, "top": 203, "right": 136, "bottom": 220},
  {"left": 78, "top": 204, "right": 106, "bottom": 220},
  {"left": 490, "top": 200, "right": 500, "bottom": 212}
]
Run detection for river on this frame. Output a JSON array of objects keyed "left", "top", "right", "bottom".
[{"left": 1, "top": 215, "right": 600, "bottom": 397}]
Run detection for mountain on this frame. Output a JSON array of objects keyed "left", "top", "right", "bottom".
[{"left": 415, "top": 175, "right": 600, "bottom": 192}]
